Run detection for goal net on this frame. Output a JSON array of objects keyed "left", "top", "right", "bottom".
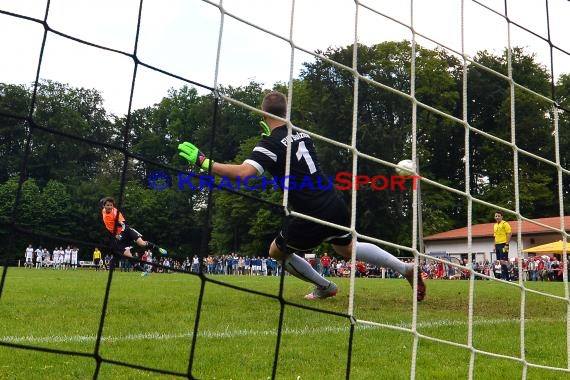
[{"left": 1, "top": 0, "right": 569, "bottom": 379}]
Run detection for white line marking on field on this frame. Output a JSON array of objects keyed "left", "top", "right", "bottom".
[{"left": 0, "top": 317, "right": 562, "bottom": 345}]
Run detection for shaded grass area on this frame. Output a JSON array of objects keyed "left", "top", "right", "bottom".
[{"left": 0, "top": 268, "right": 568, "bottom": 379}]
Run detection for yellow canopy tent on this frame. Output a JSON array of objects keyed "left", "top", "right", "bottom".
[{"left": 522, "top": 240, "right": 569, "bottom": 254}]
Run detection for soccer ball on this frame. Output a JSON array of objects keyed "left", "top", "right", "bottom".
[{"left": 395, "top": 159, "right": 415, "bottom": 175}]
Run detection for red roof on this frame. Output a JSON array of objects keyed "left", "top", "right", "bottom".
[{"left": 424, "top": 216, "right": 570, "bottom": 241}]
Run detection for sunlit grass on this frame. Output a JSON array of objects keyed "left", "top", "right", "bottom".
[{"left": 0, "top": 268, "right": 568, "bottom": 379}]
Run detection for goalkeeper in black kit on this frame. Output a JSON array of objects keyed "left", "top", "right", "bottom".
[{"left": 178, "top": 91, "right": 425, "bottom": 301}]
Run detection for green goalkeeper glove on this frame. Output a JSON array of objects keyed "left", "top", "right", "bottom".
[
  {"left": 503, "top": 245, "right": 509, "bottom": 254},
  {"left": 178, "top": 141, "right": 212, "bottom": 171}
]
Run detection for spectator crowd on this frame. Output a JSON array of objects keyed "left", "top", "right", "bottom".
[
  {"left": 421, "top": 255, "right": 568, "bottom": 282},
  {"left": 22, "top": 244, "right": 568, "bottom": 282},
  {"left": 122, "top": 253, "right": 416, "bottom": 279}
]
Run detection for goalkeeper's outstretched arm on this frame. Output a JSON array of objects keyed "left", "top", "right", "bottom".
[
  {"left": 210, "top": 162, "right": 258, "bottom": 180},
  {"left": 177, "top": 141, "right": 258, "bottom": 180}
]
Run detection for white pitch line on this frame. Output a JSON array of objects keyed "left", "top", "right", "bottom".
[{"left": 0, "top": 317, "right": 562, "bottom": 345}]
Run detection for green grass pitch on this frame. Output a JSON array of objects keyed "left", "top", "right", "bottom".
[{"left": 0, "top": 267, "right": 568, "bottom": 379}]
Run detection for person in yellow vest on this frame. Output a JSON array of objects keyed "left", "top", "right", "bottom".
[
  {"left": 93, "top": 248, "right": 102, "bottom": 271},
  {"left": 493, "top": 211, "right": 512, "bottom": 280}
]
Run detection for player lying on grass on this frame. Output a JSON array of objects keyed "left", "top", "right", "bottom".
[
  {"left": 178, "top": 91, "right": 425, "bottom": 301},
  {"left": 101, "top": 197, "right": 167, "bottom": 273}
]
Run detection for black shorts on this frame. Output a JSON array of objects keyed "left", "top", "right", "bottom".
[
  {"left": 121, "top": 227, "right": 142, "bottom": 242},
  {"left": 111, "top": 227, "right": 143, "bottom": 254},
  {"left": 495, "top": 243, "right": 508, "bottom": 261},
  {"left": 275, "top": 197, "right": 353, "bottom": 253}
]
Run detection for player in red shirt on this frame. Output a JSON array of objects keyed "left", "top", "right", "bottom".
[{"left": 320, "top": 253, "right": 332, "bottom": 277}]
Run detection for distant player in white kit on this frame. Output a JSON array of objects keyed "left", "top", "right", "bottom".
[
  {"left": 71, "top": 247, "right": 78, "bottom": 270},
  {"left": 24, "top": 244, "right": 34, "bottom": 268}
]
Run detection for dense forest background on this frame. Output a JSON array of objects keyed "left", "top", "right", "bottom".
[{"left": 1, "top": 41, "right": 569, "bottom": 261}]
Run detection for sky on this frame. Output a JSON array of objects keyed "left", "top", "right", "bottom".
[{"left": 0, "top": 0, "right": 569, "bottom": 116}]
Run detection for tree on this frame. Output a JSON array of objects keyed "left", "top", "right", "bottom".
[
  {"left": 0, "top": 83, "right": 31, "bottom": 182},
  {"left": 38, "top": 179, "right": 72, "bottom": 236},
  {"left": 0, "top": 177, "right": 19, "bottom": 227},
  {"left": 0, "top": 81, "right": 115, "bottom": 186},
  {"left": 467, "top": 48, "right": 556, "bottom": 219},
  {"left": 209, "top": 136, "right": 283, "bottom": 254},
  {"left": 297, "top": 41, "right": 463, "bottom": 244},
  {"left": 555, "top": 74, "right": 570, "bottom": 215}
]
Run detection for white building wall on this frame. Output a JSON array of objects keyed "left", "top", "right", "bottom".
[
  {"left": 424, "top": 238, "right": 491, "bottom": 262},
  {"left": 424, "top": 233, "right": 565, "bottom": 262}
]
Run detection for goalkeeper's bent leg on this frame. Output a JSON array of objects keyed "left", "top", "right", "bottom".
[
  {"left": 269, "top": 240, "right": 330, "bottom": 287},
  {"left": 353, "top": 242, "right": 410, "bottom": 275},
  {"left": 283, "top": 253, "right": 330, "bottom": 287}
]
